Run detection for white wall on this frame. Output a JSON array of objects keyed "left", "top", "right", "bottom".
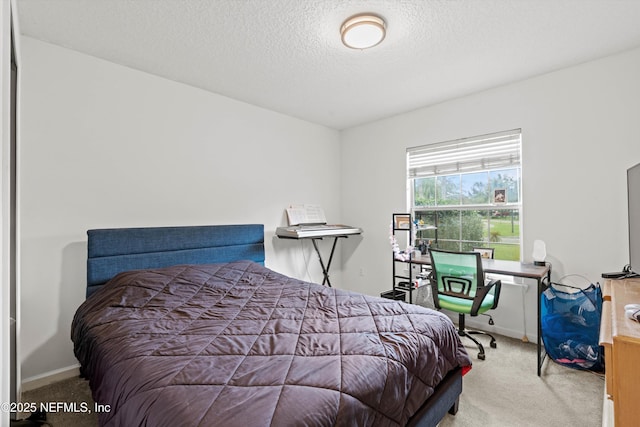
[
  {"left": 19, "top": 34, "right": 640, "bottom": 379},
  {"left": 18, "top": 37, "right": 344, "bottom": 380},
  {"left": 340, "top": 47, "right": 640, "bottom": 341}
]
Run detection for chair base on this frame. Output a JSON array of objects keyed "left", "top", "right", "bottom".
[
  {"left": 457, "top": 313, "right": 497, "bottom": 360},
  {"left": 482, "top": 312, "right": 495, "bottom": 325}
]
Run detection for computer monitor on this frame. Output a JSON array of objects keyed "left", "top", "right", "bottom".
[{"left": 628, "top": 162, "right": 640, "bottom": 274}]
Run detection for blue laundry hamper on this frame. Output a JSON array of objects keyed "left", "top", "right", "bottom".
[{"left": 540, "top": 276, "right": 604, "bottom": 372}]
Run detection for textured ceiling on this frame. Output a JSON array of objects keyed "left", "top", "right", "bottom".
[{"left": 15, "top": 0, "right": 640, "bottom": 130}]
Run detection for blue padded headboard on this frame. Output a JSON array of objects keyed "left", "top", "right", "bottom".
[{"left": 86, "top": 224, "right": 265, "bottom": 298}]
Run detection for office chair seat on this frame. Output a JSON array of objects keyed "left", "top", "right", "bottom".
[{"left": 438, "top": 294, "right": 495, "bottom": 315}]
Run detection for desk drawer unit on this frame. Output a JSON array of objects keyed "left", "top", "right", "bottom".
[{"left": 599, "top": 278, "right": 640, "bottom": 426}]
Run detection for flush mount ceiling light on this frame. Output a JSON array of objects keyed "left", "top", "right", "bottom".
[{"left": 340, "top": 14, "right": 386, "bottom": 49}]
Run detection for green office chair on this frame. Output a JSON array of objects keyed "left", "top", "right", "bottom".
[{"left": 429, "top": 248, "right": 502, "bottom": 360}]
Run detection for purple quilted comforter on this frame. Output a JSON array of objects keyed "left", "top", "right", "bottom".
[{"left": 72, "top": 261, "right": 471, "bottom": 426}]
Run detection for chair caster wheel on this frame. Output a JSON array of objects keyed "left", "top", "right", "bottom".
[
  {"left": 478, "top": 353, "right": 485, "bottom": 360},
  {"left": 490, "top": 342, "right": 497, "bottom": 349}
]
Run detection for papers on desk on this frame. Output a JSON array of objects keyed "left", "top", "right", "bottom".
[
  {"left": 276, "top": 224, "right": 363, "bottom": 239},
  {"left": 285, "top": 204, "right": 327, "bottom": 226}
]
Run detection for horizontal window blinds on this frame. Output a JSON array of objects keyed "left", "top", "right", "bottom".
[{"left": 407, "top": 129, "right": 521, "bottom": 178}]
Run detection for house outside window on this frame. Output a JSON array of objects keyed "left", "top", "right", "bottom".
[{"left": 407, "top": 130, "right": 522, "bottom": 261}]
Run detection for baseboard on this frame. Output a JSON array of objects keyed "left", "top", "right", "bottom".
[
  {"left": 441, "top": 309, "right": 537, "bottom": 343},
  {"left": 462, "top": 317, "right": 537, "bottom": 343},
  {"left": 21, "top": 364, "right": 81, "bottom": 393}
]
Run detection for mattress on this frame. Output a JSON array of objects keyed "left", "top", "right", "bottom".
[{"left": 71, "top": 261, "right": 471, "bottom": 426}]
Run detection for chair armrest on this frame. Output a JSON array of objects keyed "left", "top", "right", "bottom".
[
  {"left": 470, "top": 279, "right": 502, "bottom": 315},
  {"left": 428, "top": 276, "right": 441, "bottom": 310},
  {"left": 487, "top": 279, "right": 502, "bottom": 309}
]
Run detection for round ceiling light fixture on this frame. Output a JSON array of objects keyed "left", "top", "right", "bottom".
[{"left": 340, "top": 14, "right": 386, "bottom": 49}]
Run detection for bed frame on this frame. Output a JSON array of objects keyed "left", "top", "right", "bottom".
[
  {"left": 84, "top": 223, "right": 461, "bottom": 426},
  {"left": 86, "top": 224, "right": 265, "bottom": 297}
]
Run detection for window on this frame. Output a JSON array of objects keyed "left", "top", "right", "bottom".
[{"left": 407, "top": 129, "right": 522, "bottom": 261}]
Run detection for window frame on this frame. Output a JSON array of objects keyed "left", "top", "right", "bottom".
[{"left": 407, "top": 130, "right": 522, "bottom": 261}]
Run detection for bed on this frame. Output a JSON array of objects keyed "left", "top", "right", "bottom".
[{"left": 72, "top": 224, "right": 471, "bottom": 426}]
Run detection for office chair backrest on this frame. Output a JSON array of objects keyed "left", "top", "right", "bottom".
[{"left": 429, "top": 249, "right": 484, "bottom": 299}]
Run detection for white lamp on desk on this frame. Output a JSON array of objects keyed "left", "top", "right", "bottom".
[{"left": 532, "top": 240, "right": 547, "bottom": 266}]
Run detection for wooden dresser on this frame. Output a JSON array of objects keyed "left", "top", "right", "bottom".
[{"left": 600, "top": 278, "right": 640, "bottom": 426}]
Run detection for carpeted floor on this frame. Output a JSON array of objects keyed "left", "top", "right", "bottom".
[
  {"left": 18, "top": 374, "right": 97, "bottom": 426},
  {"left": 440, "top": 334, "right": 604, "bottom": 427},
  {"left": 18, "top": 334, "right": 604, "bottom": 427}
]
